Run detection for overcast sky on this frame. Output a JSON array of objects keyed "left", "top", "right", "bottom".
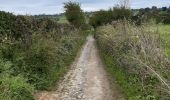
[{"left": 0, "top": 0, "right": 170, "bottom": 15}]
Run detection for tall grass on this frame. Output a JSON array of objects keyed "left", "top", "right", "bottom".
[
  {"left": 96, "top": 20, "right": 170, "bottom": 99},
  {"left": 0, "top": 75, "right": 34, "bottom": 100}
]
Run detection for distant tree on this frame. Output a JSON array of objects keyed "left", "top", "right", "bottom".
[
  {"left": 145, "top": 7, "right": 150, "bottom": 12},
  {"left": 152, "top": 6, "right": 157, "bottom": 11},
  {"left": 64, "top": 2, "right": 85, "bottom": 28},
  {"left": 113, "top": 7, "right": 131, "bottom": 19},
  {"left": 162, "top": 7, "right": 167, "bottom": 11},
  {"left": 89, "top": 7, "right": 131, "bottom": 28},
  {"left": 167, "top": 7, "right": 170, "bottom": 13},
  {"left": 89, "top": 10, "right": 113, "bottom": 28}
]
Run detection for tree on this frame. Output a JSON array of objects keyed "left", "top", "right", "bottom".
[
  {"left": 152, "top": 6, "right": 157, "bottom": 11},
  {"left": 89, "top": 10, "right": 113, "bottom": 28},
  {"left": 162, "top": 7, "right": 167, "bottom": 11},
  {"left": 89, "top": 7, "right": 131, "bottom": 28},
  {"left": 64, "top": 2, "right": 85, "bottom": 28}
]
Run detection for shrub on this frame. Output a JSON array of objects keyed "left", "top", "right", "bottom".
[
  {"left": 20, "top": 34, "right": 57, "bottom": 89},
  {"left": 0, "top": 11, "right": 16, "bottom": 41},
  {"left": 0, "top": 75, "right": 34, "bottom": 100},
  {"left": 11, "top": 31, "right": 86, "bottom": 90},
  {"left": 0, "top": 59, "right": 13, "bottom": 74},
  {"left": 89, "top": 10, "right": 113, "bottom": 28},
  {"left": 89, "top": 7, "right": 131, "bottom": 28}
]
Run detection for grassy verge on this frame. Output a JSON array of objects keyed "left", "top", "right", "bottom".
[
  {"left": 97, "top": 40, "right": 147, "bottom": 100},
  {"left": 95, "top": 22, "right": 170, "bottom": 100}
]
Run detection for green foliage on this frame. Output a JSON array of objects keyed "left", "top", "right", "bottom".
[
  {"left": 132, "top": 7, "right": 170, "bottom": 25},
  {"left": 0, "top": 44, "right": 15, "bottom": 60},
  {"left": 113, "top": 7, "right": 131, "bottom": 19},
  {"left": 0, "top": 59, "right": 35, "bottom": 100},
  {"left": 64, "top": 1, "right": 86, "bottom": 28},
  {"left": 89, "top": 7, "right": 131, "bottom": 28},
  {"left": 0, "top": 11, "right": 16, "bottom": 40},
  {"left": 129, "top": 95, "right": 157, "bottom": 100},
  {"left": 0, "top": 75, "right": 34, "bottom": 100},
  {"left": 150, "top": 24, "right": 170, "bottom": 57},
  {"left": 89, "top": 10, "right": 113, "bottom": 28},
  {"left": 57, "top": 15, "right": 69, "bottom": 24},
  {"left": 0, "top": 59, "right": 13, "bottom": 74},
  {"left": 0, "top": 11, "right": 87, "bottom": 99},
  {"left": 21, "top": 35, "right": 57, "bottom": 89},
  {"left": 14, "top": 15, "right": 32, "bottom": 40}
]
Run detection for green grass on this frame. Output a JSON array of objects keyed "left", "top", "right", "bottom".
[
  {"left": 98, "top": 46, "right": 150, "bottom": 100},
  {"left": 158, "top": 24, "right": 170, "bottom": 56},
  {"left": 57, "top": 16, "right": 68, "bottom": 23},
  {"left": 150, "top": 24, "right": 170, "bottom": 56},
  {"left": 0, "top": 75, "right": 34, "bottom": 100}
]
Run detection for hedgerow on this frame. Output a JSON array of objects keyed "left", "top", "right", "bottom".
[{"left": 0, "top": 11, "right": 87, "bottom": 99}]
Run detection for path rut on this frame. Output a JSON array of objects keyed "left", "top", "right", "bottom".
[{"left": 35, "top": 36, "right": 124, "bottom": 100}]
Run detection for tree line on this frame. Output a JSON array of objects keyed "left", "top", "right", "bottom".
[{"left": 88, "top": 6, "right": 170, "bottom": 28}]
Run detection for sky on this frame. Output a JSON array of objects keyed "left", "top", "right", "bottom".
[{"left": 0, "top": 0, "right": 170, "bottom": 15}]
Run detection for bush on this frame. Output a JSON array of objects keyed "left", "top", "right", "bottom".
[
  {"left": 0, "top": 75, "right": 34, "bottom": 100},
  {"left": 89, "top": 7, "right": 131, "bottom": 28},
  {"left": 162, "top": 14, "right": 170, "bottom": 24},
  {"left": 89, "top": 10, "right": 113, "bottom": 28},
  {"left": 15, "top": 34, "right": 57, "bottom": 89},
  {"left": 10, "top": 31, "right": 86, "bottom": 90},
  {"left": 0, "top": 11, "right": 16, "bottom": 41},
  {"left": 0, "top": 59, "right": 13, "bottom": 74},
  {"left": 64, "top": 1, "right": 86, "bottom": 28}
]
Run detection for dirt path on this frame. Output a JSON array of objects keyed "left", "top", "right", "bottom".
[{"left": 35, "top": 36, "right": 124, "bottom": 100}]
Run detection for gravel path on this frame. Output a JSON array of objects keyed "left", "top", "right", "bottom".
[{"left": 35, "top": 36, "right": 124, "bottom": 100}]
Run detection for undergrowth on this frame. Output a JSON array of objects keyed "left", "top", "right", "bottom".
[
  {"left": 0, "top": 11, "right": 87, "bottom": 100},
  {"left": 96, "top": 21, "right": 170, "bottom": 100}
]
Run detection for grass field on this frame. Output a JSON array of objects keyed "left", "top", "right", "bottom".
[
  {"left": 57, "top": 16, "right": 69, "bottom": 23},
  {"left": 158, "top": 25, "right": 170, "bottom": 56},
  {"left": 151, "top": 24, "right": 170, "bottom": 56}
]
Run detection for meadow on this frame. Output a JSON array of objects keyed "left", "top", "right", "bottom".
[
  {"left": 57, "top": 15, "right": 69, "bottom": 23},
  {"left": 155, "top": 24, "right": 170, "bottom": 57}
]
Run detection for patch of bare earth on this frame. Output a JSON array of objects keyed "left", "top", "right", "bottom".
[{"left": 35, "top": 36, "right": 124, "bottom": 100}]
